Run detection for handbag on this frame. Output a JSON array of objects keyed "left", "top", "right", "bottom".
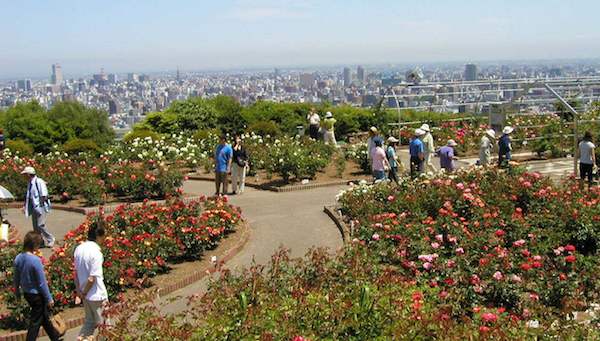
[{"left": 50, "top": 312, "right": 67, "bottom": 336}]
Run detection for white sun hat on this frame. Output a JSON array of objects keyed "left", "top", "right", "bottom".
[
  {"left": 447, "top": 139, "right": 458, "bottom": 147},
  {"left": 21, "top": 166, "right": 36, "bottom": 175},
  {"left": 387, "top": 136, "right": 399, "bottom": 143},
  {"left": 420, "top": 124, "right": 431, "bottom": 132},
  {"left": 486, "top": 129, "right": 496, "bottom": 139},
  {"left": 415, "top": 128, "right": 425, "bottom": 136},
  {"left": 502, "top": 126, "right": 514, "bottom": 134},
  {"left": 325, "top": 112, "right": 333, "bottom": 118}
]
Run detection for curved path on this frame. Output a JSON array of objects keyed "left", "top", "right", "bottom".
[{"left": 39, "top": 180, "right": 345, "bottom": 340}]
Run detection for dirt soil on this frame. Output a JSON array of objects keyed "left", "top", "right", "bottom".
[{"left": 0, "top": 221, "right": 249, "bottom": 335}]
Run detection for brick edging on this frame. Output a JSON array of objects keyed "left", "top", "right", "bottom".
[
  {"left": 323, "top": 205, "right": 350, "bottom": 242},
  {"left": 188, "top": 174, "right": 359, "bottom": 193},
  {"left": 0, "top": 222, "right": 251, "bottom": 341}
]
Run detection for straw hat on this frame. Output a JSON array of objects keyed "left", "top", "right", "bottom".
[
  {"left": 486, "top": 129, "right": 496, "bottom": 139},
  {"left": 415, "top": 128, "right": 425, "bottom": 136},
  {"left": 420, "top": 124, "right": 431, "bottom": 132},
  {"left": 502, "top": 126, "right": 514, "bottom": 134},
  {"left": 21, "top": 166, "right": 36, "bottom": 175},
  {"left": 369, "top": 126, "right": 378, "bottom": 133}
]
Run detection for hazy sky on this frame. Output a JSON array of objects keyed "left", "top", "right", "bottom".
[{"left": 2, "top": 0, "right": 600, "bottom": 78}]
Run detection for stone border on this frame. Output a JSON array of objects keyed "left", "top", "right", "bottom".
[
  {"left": 188, "top": 174, "right": 359, "bottom": 193},
  {"left": 0, "top": 221, "right": 251, "bottom": 341},
  {"left": 323, "top": 205, "right": 351, "bottom": 242}
]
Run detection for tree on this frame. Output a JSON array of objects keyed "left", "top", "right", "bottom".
[{"left": 211, "top": 95, "right": 246, "bottom": 135}]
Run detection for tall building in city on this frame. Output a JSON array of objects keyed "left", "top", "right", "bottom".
[
  {"left": 51, "top": 63, "right": 63, "bottom": 85},
  {"left": 16, "top": 79, "right": 32, "bottom": 91},
  {"left": 464, "top": 64, "right": 478, "bottom": 81},
  {"left": 299, "top": 73, "right": 315, "bottom": 89},
  {"left": 108, "top": 73, "right": 118, "bottom": 84},
  {"left": 343, "top": 67, "right": 351, "bottom": 87},
  {"left": 357, "top": 66, "right": 366, "bottom": 84}
]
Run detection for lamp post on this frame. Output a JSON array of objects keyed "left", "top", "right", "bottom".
[{"left": 544, "top": 84, "right": 579, "bottom": 175}]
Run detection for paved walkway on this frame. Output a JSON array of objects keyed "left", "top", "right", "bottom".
[{"left": 41, "top": 180, "right": 345, "bottom": 340}]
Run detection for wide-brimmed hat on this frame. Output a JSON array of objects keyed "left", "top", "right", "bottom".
[
  {"left": 325, "top": 112, "right": 333, "bottom": 118},
  {"left": 447, "top": 139, "right": 458, "bottom": 147},
  {"left": 486, "top": 129, "right": 496, "bottom": 139},
  {"left": 502, "top": 126, "right": 514, "bottom": 134},
  {"left": 387, "top": 136, "right": 399, "bottom": 144},
  {"left": 415, "top": 128, "right": 425, "bottom": 136},
  {"left": 21, "top": 166, "right": 36, "bottom": 175},
  {"left": 420, "top": 124, "right": 431, "bottom": 132},
  {"left": 369, "top": 126, "right": 378, "bottom": 133}
]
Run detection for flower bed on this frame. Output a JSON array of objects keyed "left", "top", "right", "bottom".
[
  {"left": 337, "top": 169, "right": 600, "bottom": 323},
  {"left": 0, "top": 197, "right": 241, "bottom": 329}
]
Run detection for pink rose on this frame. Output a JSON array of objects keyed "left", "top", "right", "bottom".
[
  {"left": 512, "top": 239, "right": 526, "bottom": 247},
  {"left": 371, "top": 233, "right": 380, "bottom": 241},
  {"left": 493, "top": 271, "right": 503, "bottom": 281},
  {"left": 431, "top": 242, "right": 440, "bottom": 249},
  {"left": 423, "top": 262, "right": 433, "bottom": 270},
  {"left": 481, "top": 312, "right": 498, "bottom": 323},
  {"left": 455, "top": 247, "right": 465, "bottom": 255}
]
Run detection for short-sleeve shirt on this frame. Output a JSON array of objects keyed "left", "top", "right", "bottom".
[
  {"left": 74, "top": 241, "right": 108, "bottom": 301},
  {"left": 439, "top": 146, "right": 455, "bottom": 171},
  {"left": 322, "top": 118, "right": 336, "bottom": 131},
  {"left": 215, "top": 144, "right": 233, "bottom": 173},
  {"left": 371, "top": 147, "right": 387, "bottom": 171},
  {"left": 308, "top": 114, "right": 320, "bottom": 125},
  {"left": 499, "top": 134, "right": 511, "bottom": 155},
  {"left": 386, "top": 146, "right": 398, "bottom": 168},
  {"left": 409, "top": 138, "right": 424, "bottom": 157},
  {"left": 579, "top": 141, "right": 596, "bottom": 165}
]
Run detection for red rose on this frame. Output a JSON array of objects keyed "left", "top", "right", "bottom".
[
  {"left": 495, "top": 229, "right": 505, "bottom": 237},
  {"left": 564, "top": 244, "right": 576, "bottom": 252},
  {"left": 565, "top": 255, "right": 576, "bottom": 263}
]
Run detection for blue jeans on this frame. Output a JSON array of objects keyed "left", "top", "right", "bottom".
[{"left": 373, "top": 170, "right": 386, "bottom": 181}]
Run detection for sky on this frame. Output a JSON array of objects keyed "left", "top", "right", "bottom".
[{"left": 1, "top": 0, "right": 600, "bottom": 78}]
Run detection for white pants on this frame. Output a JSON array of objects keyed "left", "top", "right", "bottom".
[
  {"left": 323, "top": 131, "right": 336, "bottom": 146},
  {"left": 424, "top": 152, "right": 436, "bottom": 173},
  {"left": 79, "top": 299, "right": 107, "bottom": 339},
  {"left": 231, "top": 164, "right": 246, "bottom": 194}
]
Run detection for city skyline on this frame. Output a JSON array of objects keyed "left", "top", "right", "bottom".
[{"left": 2, "top": 0, "right": 600, "bottom": 79}]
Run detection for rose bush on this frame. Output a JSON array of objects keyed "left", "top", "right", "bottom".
[
  {"left": 337, "top": 169, "right": 600, "bottom": 322},
  {"left": 0, "top": 197, "right": 242, "bottom": 329}
]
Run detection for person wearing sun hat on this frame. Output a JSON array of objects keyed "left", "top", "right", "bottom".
[
  {"left": 386, "top": 136, "right": 401, "bottom": 184},
  {"left": 439, "top": 139, "right": 459, "bottom": 173},
  {"left": 479, "top": 129, "right": 496, "bottom": 166},
  {"left": 21, "top": 166, "right": 55, "bottom": 248},
  {"left": 322, "top": 112, "right": 337, "bottom": 146},
  {"left": 420, "top": 123, "right": 436, "bottom": 173},
  {"left": 409, "top": 129, "right": 426, "bottom": 178},
  {"left": 366, "top": 126, "right": 382, "bottom": 165},
  {"left": 498, "top": 126, "right": 514, "bottom": 168}
]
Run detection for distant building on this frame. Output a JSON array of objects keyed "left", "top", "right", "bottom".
[
  {"left": 16, "top": 79, "right": 32, "bottom": 91},
  {"left": 357, "top": 66, "right": 366, "bottom": 84},
  {"left": 299, "top": 73, "right": 315, "bottom": 89},
  {"left": 127, "top": 73, "right": 139, "bottom": 82},
  {"left": 108, "top": 73, "right": 118, "bottom": 84},
  {"left": 381, "top": 77, "right": 402, "bottom": 87},
  {"left": 51, "top": 63, "right": 63, "bottom": 85},
  {"left": 138, "top": 74, "right": 150, "bottom": 82},
  {"left": 464, "top": 64, "right": 478, "bottom": 81},
  {"left": 343, "top": 67, "right": 351, "bottom": 87},
  {"left": 108, "top": 99, "right": 121, "bottom": 115}
]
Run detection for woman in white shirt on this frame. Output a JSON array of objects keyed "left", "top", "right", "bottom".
[{"left": 578, "top": 131, "right": 596, "bottom": 190}]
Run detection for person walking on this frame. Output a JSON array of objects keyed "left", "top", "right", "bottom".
[
  {"left": 74, "top": 222, "right": 108, "bottom": 340},
  {"left": 231, "top": 135, "right": 248, "bottom": 195},
  {"left": 409, "top": 129, "right": 426, "bottom": 178},
  {"left": 214, "top": 135, "right": 233, "bottom": 196},
  {"left": 479, "top": 129, "right": 496, "bottom": 166},
  {"left": 498, "top": 126, "right": 514, "bottom": 168},
  {"left": 22, "top": 167, "right": 54, "bottom": 248},
  {"left": 439, "top": 139, "right": 459, "bottom": 173},
  {"left": 420, "top": 124, "right": 436, "bottom": 173},
  {"left": 366, "top": 127, "right": 382, "bottom": 167},
  {"left": 386, "top": 136, "right": 401, "bottom": 184},
  {"left": 0, "top": 128, "right": 5, "bottom": 151},
  {"left": 13, "top": 231, "right": 62, "bottom": 341},
  {"left": 322, "top": 112, "right": 337, "bottom": 146},
  {"left": 307, "top": 108, "right": 321, "bottom": 140},
  {"left": 371, "top": 139, "right": 390, "bottom": 182},
  {"left": 577, "top": 131, "right": 596, "bottom": 190}
]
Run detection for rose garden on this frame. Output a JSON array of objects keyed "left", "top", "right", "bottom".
[{"left": 0, "top": 98, "right": 599, "bottom": 340}]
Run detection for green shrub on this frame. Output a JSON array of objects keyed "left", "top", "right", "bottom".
[
  {"left": 123, "top": 129, "right": 161, "bottom": 142},
  {"left": 5, "top": 139, "right": 34, "bottom": 156},
  {"left": 192, "top": 128, "right": 221, "bottom": 142},
  {"left": 62, "top": 138, "right": 101, "bottom": 155},
  {"left": 247, "top": 121, "right": 281, "bottom": 137}
]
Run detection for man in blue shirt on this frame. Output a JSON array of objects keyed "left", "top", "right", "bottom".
[
  {"left": 214, "top": 135, "right": 233, "bottom": 196},
  {"left": 498, "top": 126, "right": 513, "bottom": 168},
  {"left": 409, "top": 129, "right": 425, "bottom": 178}
]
